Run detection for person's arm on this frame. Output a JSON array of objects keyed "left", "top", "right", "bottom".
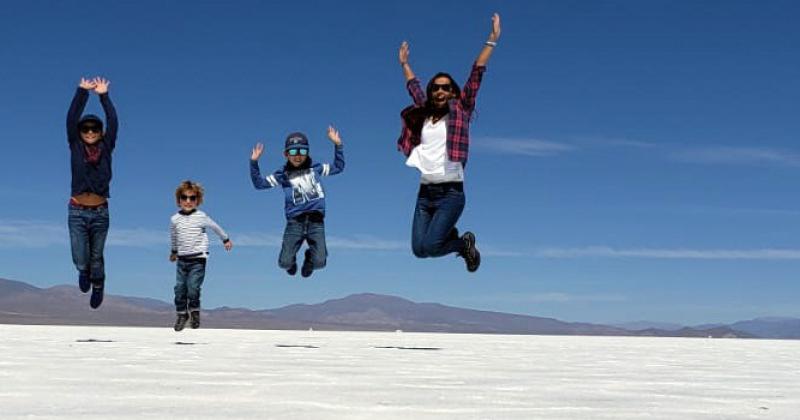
[
  {"left": 250, "top": 143, "right": 283, "bottom": 189},
  {"left": 318, "top": 126, "right": 345, "bottom": 177},
  {"left": 66, "top": 78, "right": 94, "bottom": 143},
  {"left": 399, "top": 41, "right": 426, "bottom": 106},
  {"left": 204, "top": 215, "right": 233, "bottom": 251},
  {"left": 462, "top": 13, "right": 501, "bottom": 112},
  {"left": 94, "top": 77, "right": 118, "bottom": 150},
  {"left": 169, "top": 218, "right": 178, "bottom": 262}
]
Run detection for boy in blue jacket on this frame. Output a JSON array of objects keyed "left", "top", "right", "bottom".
[{"left": 250, "top": 126, "right": 345, "bottom": 277}]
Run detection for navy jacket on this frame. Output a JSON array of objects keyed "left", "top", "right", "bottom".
[
  {"left": 66, "top": 88, "right": 118, "bottom": 198},
  {"left": 250, "top": 145, "right": 345, "bottom": 219}
]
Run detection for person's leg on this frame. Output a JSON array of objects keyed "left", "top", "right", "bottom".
[
  {"left": 68, "top": 206, "right": 90, "bottom": 292},
  {"left": 420, "top": 187, "right": 466, "bottom": 258},
  {"left": 186, "top": 259, "right": 207, "bottom": 313},
  {"left": 278, "top": 219, "right": 305, "bottom": 271},
  {"left": 411, "top": 188, "right": 433, "bottom": 258},
  {"left": 87, "top": 207, "right": 110, "bottom": 287},
  {"left": 305, "top": 220, "right": 327, "bottom": 270},
  {"left": 174, "top": 260, "right": 189, "bottom": 313}
]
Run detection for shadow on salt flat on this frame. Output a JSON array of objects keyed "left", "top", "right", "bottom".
[
  {"left": 75, "top": 339, "right": 114, "bottom": 343},
  {"left": 275, "top": 344, "right": 320, "bottom": 349},
  {"left": 373, "top": 346, "right": 442, "bottom": 351},
  {"left": 175, "top": 341, "right": 208, "bottom": 345}
]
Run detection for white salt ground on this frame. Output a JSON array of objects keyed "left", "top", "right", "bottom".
[{"left": 0, "top": 324, "right": 798, "bottom": 419}]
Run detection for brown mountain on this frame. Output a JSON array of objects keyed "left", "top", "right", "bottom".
[{"left": 0, "top": 278, "right": 754, "bottom": 338}]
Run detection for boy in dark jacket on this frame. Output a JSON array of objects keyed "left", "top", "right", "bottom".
[{"left": 250, "top": 126, "right": 344, "bottom": 277}]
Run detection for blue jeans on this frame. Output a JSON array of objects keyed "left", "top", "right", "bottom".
[
  {"left": 68, "top": 204, "right": 110, "bottom": 285},
  {"left": 279, "top": 213, "right": 327, "bottom": 269},
  {"left": 412, "top": 183, "right": 466, "bottom": 258},
  {"left": 174, "top": 258, "right": 207, "bottom": 313}
]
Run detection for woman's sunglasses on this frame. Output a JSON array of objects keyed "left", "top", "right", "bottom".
[
  {"left": 432, "top": 83, "right": 453, "bottom": 93},
  {"left": 287, "top": 148, "right": 308, "bottom": 156},
  {"left": 180, "top": 194, "right": 198, "bottom": 202},
  {"left": 80, "top": 126, "right": 101, "bottom": 134}
]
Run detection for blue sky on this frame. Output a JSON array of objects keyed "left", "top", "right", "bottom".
[{"left": 1, "top": 1, "right": 799, "bottom": 325}]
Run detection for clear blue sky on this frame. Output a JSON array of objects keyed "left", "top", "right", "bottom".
[{"left": 1, "top": 0, "right": 799, "bottom": 325}]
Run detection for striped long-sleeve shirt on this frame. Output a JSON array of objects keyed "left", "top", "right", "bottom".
[{"left": 170, "top": 209, "right": 230, "bottom": 259}]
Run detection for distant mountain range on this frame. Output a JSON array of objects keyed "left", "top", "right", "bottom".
[{"left": 2, "top": 278, "right": 795, "bottom": 338}]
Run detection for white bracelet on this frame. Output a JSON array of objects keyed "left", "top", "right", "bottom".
[{"left": 485, "top": 40, "right": 497, "bottom": 47}]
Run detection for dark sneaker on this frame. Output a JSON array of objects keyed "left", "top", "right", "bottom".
[
  {"left": 190, "top": 311, "right": 201, "bottom": 329},
  {"left": 174, "top": 313, "right": 189, "bottom": 332},
  {"left": 461, "top": 232, "right": 481, "bottom": 273},
  {"left": 301, "top": 249, "right": 314, "bottom": 278},
  {"left": 286, "top": 262, "right": 298, "bottom": 276},
  {"left": 89, "top": 284, "right": 104, "bottom": 309},
  {"left": 78, "top": 271, "right": 91, "bottom": 293}
]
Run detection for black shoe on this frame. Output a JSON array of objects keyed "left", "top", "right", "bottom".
[
  {"left": 89, "top": 284, "right": 104, "bottom": 309},
  {"left": 286, "top": 262, "right": 298, "bottom": 276},
  {"left": 174, "top": 313, "right": 189, "bottom": 332},
  {"left": 301, "top": 249, "right": 314, "bottom": 278},
  {"left": 78, "top": 271, "right": 91, "bottom": 293},
  {"left": 461, "top": 232, "right": 481, "bottom": 273},
  {"left": 190, "top": 311, "right": 200, "bottom": 329}
]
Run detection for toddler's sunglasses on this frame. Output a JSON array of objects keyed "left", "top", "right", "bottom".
[
  {"left": 180, "top": 194, "right": 198, "bottom": 202},
  {"left": 287, "top": 148, "right": 308, "bottom": 156}
]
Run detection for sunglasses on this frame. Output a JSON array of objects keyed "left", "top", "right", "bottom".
[
  {"left": 432, "top": 83, "right": 453, "bottom": 93},
  {"left": 287, "top": 148, "right": 308, "bottom": 156},
  {"left": 180, "top": 194, "right": 198, "bottom": 202},
  {"left": 80, "top": 126, "right": 101, "bottom": 134}
]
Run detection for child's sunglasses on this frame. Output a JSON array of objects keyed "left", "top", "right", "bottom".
[
  {"left": 287, "top": 148, "right": 308, "bottom": 156},
  {"left": 180, "top": 194, "right": 198, "bottom": 202},
  {"left": 80, "top": 126, "right": 101, "bottom": 134}
]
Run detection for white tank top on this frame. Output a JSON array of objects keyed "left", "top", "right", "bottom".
[{"left": 405, "top": 117, "right": 464, "bottom": 184}]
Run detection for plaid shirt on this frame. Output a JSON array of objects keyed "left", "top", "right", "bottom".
[{"left": 397, "top": 63, "right": 486, "bottom": 166}]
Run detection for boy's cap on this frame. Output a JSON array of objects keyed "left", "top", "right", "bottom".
[
  {"left": 285, "top": 132, "right": 309, "bottom": 151},
  {"left": 78, "top": 114, "right": 103, "bottom": 129}
]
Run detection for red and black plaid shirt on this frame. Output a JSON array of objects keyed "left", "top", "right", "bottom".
[{"left": 397, "top": 63, "right": 486, "bottom": 166}]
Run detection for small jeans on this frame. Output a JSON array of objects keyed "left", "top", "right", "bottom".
[
  {"left": 68, "top": 204, "right": 110, "bottom": 285},
  {"left": 278, "top": 213, "right": 327, "bottom": 269},
  {"left": 174, "top": 258, "right": 207, "bottom": 313},
  {"left": 412, "top": 183, "right": 466, "bottom": 258}
]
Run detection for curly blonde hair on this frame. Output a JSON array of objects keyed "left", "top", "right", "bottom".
[{"left": 175, "top": 180, "right": 204, "bottom": 205}]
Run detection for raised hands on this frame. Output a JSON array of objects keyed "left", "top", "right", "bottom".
[
  {"left": 78, "top": 77, "right": 111, "bottom": 94},
  {"left": 93, "top": 77, "right": 110, "bottom": 95},
  {"left": 488, "top": 13, "right": 501, "bottom": 42},
  {"left": 251, "top": 142, "right": 264, "bottom": 161},
  {"left": 327, "top": 125, "right": 342, "bottom": 146}
]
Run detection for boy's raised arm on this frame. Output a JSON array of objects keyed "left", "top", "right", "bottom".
[{"left": 319, "top": 126, "right": 345, "bottom": 177}]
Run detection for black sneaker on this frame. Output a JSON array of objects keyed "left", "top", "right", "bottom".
[
  {"left": 286, "top": 262, "right": 298, "bottom": 276},
  {"left": 78, "top": 271, "right": 91, "bottom": 293},
  {"left": 190, "top": 311, "right": 201, "bottom": 329},
  {"left": 301, "top": 249, "right": 314, "bottom": 278},
  {"left": 461, "top": 232, "right": 481, "bottom": 273},
  {"left": 89, "top": 284, "right": 104, "bottom": 309},
  {"left": 174, "top": 313, "right": 189, "bottom": 332}
]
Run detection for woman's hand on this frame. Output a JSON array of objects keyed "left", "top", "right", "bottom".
[
  {"left": 399, "top": 41, "right": 409, "bottom": 65},
  {"left": 489, "top": 13, "right": 501, "bottom": 42},
  {"left": 79, "top": 78, "right": 96, "bottom": 90}
]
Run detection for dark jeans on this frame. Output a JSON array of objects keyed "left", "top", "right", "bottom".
[
  {"left": 68, "top": 204, "right": 110, "bottom": 285},
  {"left": 279, "top": 212, "right": 327, "bottom": 269},
  {"left": 174, "top": 258, "right": 207, "bottom": 313},
  {"left": 412, "top": 182, "right": 466, "bottom": 258}
]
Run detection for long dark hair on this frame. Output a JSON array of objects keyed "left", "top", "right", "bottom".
[{"left": 284, "top": 156, "right": 313, "bottom": 173}]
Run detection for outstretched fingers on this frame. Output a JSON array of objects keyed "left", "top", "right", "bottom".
[
  {"left": 79, "top": 77, "right": 96, "bottom": 90},
  {"left": 251, "top": 142, "right": 264, "bottom": 160},
  {"left": 399, "top": 41, "right": 409, "bottom": 65},
  {"left": 327, "top": 125, "right": 341, "bottom": 145},
  {"left": 490, "top": 13, "right": 501, "bottom": 41}
]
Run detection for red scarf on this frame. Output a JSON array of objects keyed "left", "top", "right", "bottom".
[{"left": 84, "top": 144, "right": 101, "bottom": 164}]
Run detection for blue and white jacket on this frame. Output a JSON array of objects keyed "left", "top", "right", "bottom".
[{"left": 250, "top": 145, "right": 344, "bottom": 219}]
